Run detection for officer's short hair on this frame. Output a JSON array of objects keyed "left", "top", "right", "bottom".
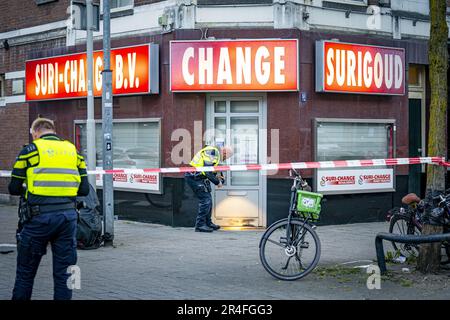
[{"left": 31, "top": 117, "right": 55, "bottom": 134}]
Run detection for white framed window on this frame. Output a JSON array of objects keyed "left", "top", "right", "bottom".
[
  {"left": 325, "top": 0, "right": 368, "bottom": 5},
  {"left": 101, "top": 0, "right": 134, "bottom": 13},
  {"left": 111, "top": 0, "right": 133, "bottom": 10},
  {"left": 74, "top": 118, "right": 162, "bottom": 193},
  {"left": 35, "top": 0, "right": 58, "bottom": 5},
  {"left": 12, "top": 79, "right": 24, "bottom": 95},
  {"left": 315, "top": 119, "right": 395, "bottom": 161},
  {"left": 313, "top": 118, "right": 396, "bottom": 195},
  {"left": 408, "top": 64, "right": 425, "bottom": 91},
  {"left": 197, "top": 0, "right": 272, "bottom": 5}
]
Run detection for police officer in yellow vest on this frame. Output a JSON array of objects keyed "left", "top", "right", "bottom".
[
  {"left": 8, "top": 118, "right": 89, "bottom": 300},
  {"left": 185, "top": 145, "right": 233, "bottom": 232}
]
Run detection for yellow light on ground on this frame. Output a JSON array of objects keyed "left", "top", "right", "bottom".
[
  {"left": 214, "top": 196, "right": 261, "bottom": 229},
  {"left": 221, "top": 226, "right": 263, "bottom": 231}
]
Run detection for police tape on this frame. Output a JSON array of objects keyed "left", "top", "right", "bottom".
[{"left": 0, "top": 156, "right": 446, "bottom": 178}]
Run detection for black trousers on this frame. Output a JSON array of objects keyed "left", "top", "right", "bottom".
[
  {"left": 12, "top": 209, "right": 78, "bottom": 300},
  {"left": 185, "top": 175, "right": 213, "bottom": 227}
]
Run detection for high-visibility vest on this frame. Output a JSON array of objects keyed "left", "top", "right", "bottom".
[
  {"left": 190, "top": 146, "right": 221, "bottom": 176},
  {"left": 26, "top": 138, "right": 81, "bottom": 197}
]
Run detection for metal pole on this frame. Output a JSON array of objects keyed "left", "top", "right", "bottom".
[
  {"left": 102, "top": 0, "right": 114, "bottom": 246},
  {"left": 86, "top": 0, "right": 96, "bottom": 190}
]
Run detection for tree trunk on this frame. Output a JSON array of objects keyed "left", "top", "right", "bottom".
[
  {"left": 417, "top": 0, "right": 448, "bottom": 273},
  {"left": 417, "top": 224, "right": 443, "bottom": 273}
]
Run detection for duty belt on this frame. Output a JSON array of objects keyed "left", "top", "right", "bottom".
[
  {"left": 185, "top": 172, "right": 205, "bottom": 180},
  {"left": 29, "top": 202, "right": 76, "bottom": 216}
]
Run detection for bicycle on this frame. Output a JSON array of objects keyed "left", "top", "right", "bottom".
[
  {"left": 259, "top": 168, "right": 323, "bottom": 280},
  {"left": 387, "top": 192, "right": 450, "bottom": 263},
  {"left": 386, "top": 193, "right": 424, "bottom": 258}
]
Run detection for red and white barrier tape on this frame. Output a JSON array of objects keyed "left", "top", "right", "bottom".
[{"left": 0, "top": 157, "right": 445, "bottom": 178}]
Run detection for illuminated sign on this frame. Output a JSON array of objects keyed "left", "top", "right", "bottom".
[
  {"left": 170, "top": 39, "right": 299, "bottom": 92},
  {"left": 315, "top": 41, "right": 405, "bottom": 95},
  {"left": 25, "top": 44, "right": 159, "bottom": 101},
  {"left": 316, "top": 168, "right": 395, "bottom": 194}
]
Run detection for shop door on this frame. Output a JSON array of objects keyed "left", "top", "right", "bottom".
[
  {"left": 207, "top": 95, "right": 266, "bottom": 228},
  {"left": 409, "top": 98, "right": 422, "bottom": 196}
]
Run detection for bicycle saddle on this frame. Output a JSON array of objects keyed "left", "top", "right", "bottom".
[{"left": 402, "top": 193, "right": 421, "bottom": 205}]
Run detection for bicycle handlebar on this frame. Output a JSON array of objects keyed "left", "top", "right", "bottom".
[
  {"left": 289, "top": 168, "right": 300, "bottom": 177},
  {"left": 289, "top": 168, "right": 311, "bottom": 192}
]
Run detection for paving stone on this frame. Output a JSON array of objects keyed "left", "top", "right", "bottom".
[{"left": 1, "top": 203, "right": 449, "bottom": 299}]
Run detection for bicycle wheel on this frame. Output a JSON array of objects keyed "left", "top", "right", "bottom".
[
  {"left": 259, "top": 219, "right": 321, "bottom": 281},
  {"left": 389, "top": 215, "right": 421, "bottom": 257}
]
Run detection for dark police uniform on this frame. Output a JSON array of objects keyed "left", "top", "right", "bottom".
[
  {"left": 8, "top": 133, "right": 89, "bottom": 300},
  {"left": 185, "top": 146, "right": 224, "bottom": 231}
]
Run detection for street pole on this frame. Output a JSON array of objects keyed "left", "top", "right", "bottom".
[
  {"left": 102, "top": 0, "right": 114, "bottom": 246},
  {"left": 86, "top": 0, "right": 96, "bottom": 190}
]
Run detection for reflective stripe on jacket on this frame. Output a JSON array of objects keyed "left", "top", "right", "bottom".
[
  {"left": 189, "top": 146, "right": 221, "bottom": 177},
  {"left": 26, "top": 139, "right": 81, "bottom": 197}
]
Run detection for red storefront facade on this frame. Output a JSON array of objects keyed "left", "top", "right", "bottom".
[{"left": 23, "top": 28, "right": 429, "bottom": 227}]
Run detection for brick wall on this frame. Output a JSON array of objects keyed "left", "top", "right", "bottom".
[
  {"left": 0, "top": 1, "right": 167, "bottom": 34},
  {"left": 0, "top": 38, "right": 66, "bottom": 79},
  {"left": 0, "top": 0, "right": 69, "bottom": 33},
  {"left": 0, "top": 103, "right": 29, "bottom": 193},
  {"left": 0, "top": 0, "right": 68, "bottom": 194},
  {"left": 0, "top": 0, "right": 166, "bottom": 195},
  {"left": 0, "top": 37, "right": 66, "bottom": 194}
]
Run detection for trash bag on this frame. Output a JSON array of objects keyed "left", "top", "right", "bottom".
[{"left": 76, "top": 183, "right": 103, "bottom": 250}]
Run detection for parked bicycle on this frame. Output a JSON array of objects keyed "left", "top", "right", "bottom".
[
  {"left": 386, "top": 191, "right": 450, "bottom": 262},
  {"left": 386, "top": 193, "right": 424, "bottom": 257},
  {"left": 259, "top": 168, "right": 324, "bottom": 280}
]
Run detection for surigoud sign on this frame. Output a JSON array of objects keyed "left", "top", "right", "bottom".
[{"left": 315, "top": 40, "right": 405, "bottom": 95}]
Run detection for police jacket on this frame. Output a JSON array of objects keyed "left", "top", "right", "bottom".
[
  {"left": 8, "top": 133, "right": 89, "bottom": 205},
  {"left": 189, "top": 146, "right": 223, "bottom": 185}
]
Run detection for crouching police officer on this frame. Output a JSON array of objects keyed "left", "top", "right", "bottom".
[
  {"left": 8, "top": 117, "right": 89, "bottom": 300},
  {"left": 185, "top": 145, "right": 233, "bottom": 232}
]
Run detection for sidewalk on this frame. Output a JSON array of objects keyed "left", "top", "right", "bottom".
[{"left": 0, "top": 203, "right": 449, "bottom": 300}]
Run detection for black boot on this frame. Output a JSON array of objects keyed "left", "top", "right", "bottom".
[
  {"left": 195, "top": 225, "right": 213, "bottom": 233},
  {"left": 207, "top": 223, "right": 221, "bottom": 231}
]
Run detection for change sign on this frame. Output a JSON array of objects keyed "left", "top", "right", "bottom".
[
  {"left": 25, "top": 44, "right": 159, "bottom": 101},
  {"left": 170, "top": 39, "right": 299, "bottom": 92},
  {"left": 315, "top": 41, "right": 405, "bottom": 95}
]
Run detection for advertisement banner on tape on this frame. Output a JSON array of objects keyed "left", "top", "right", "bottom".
[
  {"left": 95, "top": 168, "right": 160, "bottom": 193},
  {"left": 316, "top": 168, "right": 395, "bottom": 194}
]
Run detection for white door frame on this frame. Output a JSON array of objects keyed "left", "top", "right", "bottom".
[{"left": 206, "top": 93, "right": 267, "bottom": 227}]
